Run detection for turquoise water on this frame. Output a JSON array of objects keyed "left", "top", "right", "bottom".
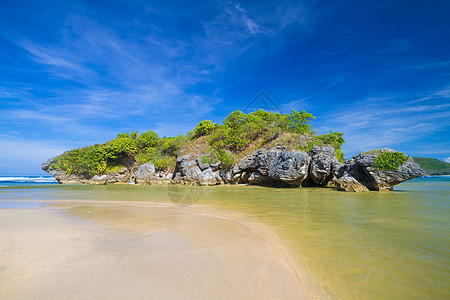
[{"left": 0, "top": 176, "right": 449, "bottom": 299}]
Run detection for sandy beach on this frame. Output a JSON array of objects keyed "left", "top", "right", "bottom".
[{"left": 0, "top": 201, "right": 313, "bottom": 300}]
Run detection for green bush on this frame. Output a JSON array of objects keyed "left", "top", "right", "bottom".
[
  {"left": 153, "top": 155, "right": 175, "bottom": 171},
  {"left": 192, "top": 120, "right": 218, "bottom": 139},
  {"left": 212, "top": 150, "right": 236, "bottom": 171},
  {"left": 287, "top": 110, "right": 315, "bottom": 134},
  {"left": 374, "top": 151, "right": 409, "bottom": 171},
  {"left": 104, "top": 137, "right": 138, "bottom": 159},
  {"left": 298, "top": 132, "right": 345, "bottom": 163},
  {"left": 138, "top": 130, "right": 159, "bottom": 148},
  {"left": 160, "top": 135, "right": 187, "bottom": 156},
  {"left": 335, "top": 149, "right": 345, "bottom": 163},
  {"left": 209, "top": 109, "right": 315, "bottom": 152},
  {"left": 135, "top": 148, "right": 157, "bottom": 165},
  {"left": 200, "top": 150, "right": 235, "bottom": 171},
  {"left": 223, "top": 110, "right": 247, "bottom": 129},
  {"left": 53, "top": 145, "right": 108, "bottom": 175},
  {"left": 315, "top": 132, "right": 345, "bottom": 149}
]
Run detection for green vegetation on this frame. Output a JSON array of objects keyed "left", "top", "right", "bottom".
[
  {"left": 191, "top": 120, "right": 218, "bottom": 139},
  {"left": 412, "top": 157, "right": 450, "bottom": 175},
  {"left": 208, "top": 109, "right": 314, "bottom": 151},
  {"left": 53, "top": 131, "right": 185, "bottom": 175},
  {"left": 374, "top": 151, "right": 409, "bottom": 171},
  {"left": 300, "top": 131, "right": 345, "bottom": 162},
  {"left": 52, "top": 109, "right": 346, "bottom": 175}
]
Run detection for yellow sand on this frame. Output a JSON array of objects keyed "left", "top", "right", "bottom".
[{"left": 0, "top": 202, "right": 314, "bottom": 299}]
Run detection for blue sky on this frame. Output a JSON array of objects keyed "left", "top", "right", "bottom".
[{"left": 1, "top": 0, "right": 449, "bottom": 175}]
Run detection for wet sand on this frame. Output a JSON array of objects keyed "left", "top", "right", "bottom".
[{"left": 0, "top": 202, "right": 313, "bottom": 299}]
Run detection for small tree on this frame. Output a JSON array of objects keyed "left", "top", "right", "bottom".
[
  {"left": 193, "top": 120, "right": 217, "bottom": 138},
  {"left": 287, "top": 110, "right": 315, "bottom": 134},
  {"left": 223, "top": 110, "right": 246, "bottom": 129},
  {"left": 138, "top": 130, "right": 159, "bottom": 148}
]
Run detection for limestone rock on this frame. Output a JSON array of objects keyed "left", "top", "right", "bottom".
[
  {"left": 248, "top": 171, "right": 271, "bottom": 184},
  {"left": 268, "top": 150, "right": 310, "bottom": 186},
  {"left": 352, "top": 149, "right": 425, "bottom": 191},
  {"left": 198, "top": 168, "right": 222, "bottom": 186},
  {"left": 196, "top": 156, "right": 210, "bottom": 171},
  {"left": 255, "top": 148, "right": 281, "bottom": 175},
  {"left": 185, "top": 165, "right": 202, "bottom": 183},
  {"left": 309, "top": 145, "right": 336, "bottom": 185},
  {"left": 132, "top": 163, "right": 156, "bottom": 184},
  {"left": 333, "top": 172, "right": 369, "bottom": 192},
  {"left": 89, "top": 175, "right": 108, "bottom": 185}
]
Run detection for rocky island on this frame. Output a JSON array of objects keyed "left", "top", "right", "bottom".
[{"left": 42, "top": 109, "right": 424, "bottom": 191}]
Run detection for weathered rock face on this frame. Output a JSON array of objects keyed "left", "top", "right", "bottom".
[
  {"left": 173, "top": 154, "right": 222, "bottom": 186},
  {"left": 350, "top": 149, "right": 425, "bottom": 191},
  {"left": 268, "top": 150, "right": 310, "bottom": 186},
  {"left": 331, "top": 149, "right": 425, "bottom": 191},
  {"left": 132, "top": 163, "right": 156, "bottom": 184},
  {"left": 42, "top": 147, "right": 424, "bottom": 191},
  {"left": 223, "top": 147, "right": 311, "bottom": 187},
  {"left": 308, "top": 145, "right": 338, "bottom": 186},
  {"left": 89, "top": 175, "right": 109, "bottom": 185},
  {"left": 333, "top": 172, "right": 370, "bottom": 192}
]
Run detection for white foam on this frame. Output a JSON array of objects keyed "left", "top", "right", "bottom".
[{"left": 0, "top": 176, "right": 57, "bottom": 183}]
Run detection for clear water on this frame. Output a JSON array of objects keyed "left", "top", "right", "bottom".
[{"left": 1, "top": 176, "right": 448, "bottom": 299}]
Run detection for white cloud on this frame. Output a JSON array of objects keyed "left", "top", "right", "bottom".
[
  {"left": 445, "top": 156, "right": 450, "bottom": 163},
  {"left": 316, "top": 89, "right": 450, "bottom": 157}
]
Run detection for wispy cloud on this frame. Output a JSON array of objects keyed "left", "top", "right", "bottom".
[
  {"left": 403, "top": 60, "right": 450, "bottom": 70},
  {"left": 319, "top": 90, "right": 450, "bottom": 156},
  {"left": 408, "top": 87, "right": 450, "bottom": 104},
  {"left": 19, "top": 40, "right": 85, "bottom": 70}
]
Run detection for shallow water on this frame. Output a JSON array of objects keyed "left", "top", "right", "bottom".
[{"left": 1, "top": 177, "right": 449, "bottom": 299}]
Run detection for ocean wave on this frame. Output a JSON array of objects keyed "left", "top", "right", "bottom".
[{"left": 0, "top": 176, "right": 57, "bottom": 183}]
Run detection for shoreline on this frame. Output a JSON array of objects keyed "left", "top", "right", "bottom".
[{"left": 0, "top": 200, "right": 317, "bottom": 300}]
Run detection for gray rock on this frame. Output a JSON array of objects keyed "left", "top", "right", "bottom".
[
  {"left": 309, "top": 145, "right": 335, "bottom": 185},
  {"left": 196, "top": 156, "right": 210, "bottom": 171},
  {"left": 185, "top": 165, "right": 202, "bottom": 183},
  {"left": 333, "top": 172, "right": 369, "bottom": 192},
  {"left": 256, "top": 148, "right": 280, "bottom": 175},
  {"left": 235, "top": 156, "right": 255, "bottom": 172},
  {"left": 106, "top": 173, "right": 129, "bottom": 184},
  {"left": 180, "top": 161, "right": 195, "bottom": 176},
  {"left": 229, "top": 172, "right": 242, "bottom": 183},
  {"left": 89, "top": 174, "right": 108, "bottom": 185},
  {"left": 248, "top": 171, "right": 271, "bottom": 184},
  {"left": 41, "top": 158, "right": 54, "bottom": 173},
  {"left": 221, "top": 170, "right": 234, "bottom": 182},
  {"left": 132, "top": 163, "right": 156, "bottom": 184},
  {"left": 210, "top": 162, "right": 221, "bottom": 172},
  {"left": 241, "top": 171, "right": 251, "bottom": 183},
  {"left": 268, "top": 150, "right": 310, "bottom": 186},
  {"left": 340, "top": 149, "right": 426, "bottom": 191},
  {"left": 332, "top": 161, "right": 345, "bottom": 179},
  {"left": 364, "top": 158, "right": 425, "bottom": 191},
  {"left": 198, "top": 168, "right": 222, "bottom": 186}
]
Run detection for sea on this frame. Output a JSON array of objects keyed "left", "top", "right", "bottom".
[
  {"left": 0, "top": 175, "right": 449, "bottom": 299},
  {"left": 0, "top": 175, "right": 58, "bottom": 187}
]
